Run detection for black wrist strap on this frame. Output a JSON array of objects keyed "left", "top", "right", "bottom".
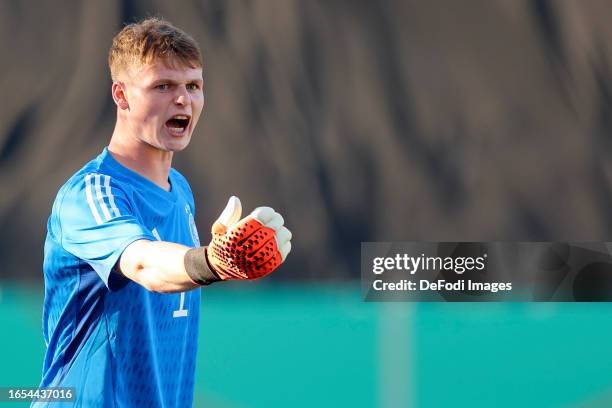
[{"left": 184, "top": 247, "right": 221, "bottom": 286}]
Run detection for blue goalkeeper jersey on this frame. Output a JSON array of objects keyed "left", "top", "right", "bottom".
[{"left": 35, "top": 148, "right": 202, "bottom": 408}]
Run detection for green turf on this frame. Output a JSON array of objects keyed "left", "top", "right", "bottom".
[{"left": 2, "top": 283, "right": 612, "bottom": 407}]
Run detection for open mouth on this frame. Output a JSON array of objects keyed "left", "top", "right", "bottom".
[{"left": 165, "top": 114, "right": 191, "bottom": 136}]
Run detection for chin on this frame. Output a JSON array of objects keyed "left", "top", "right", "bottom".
[
  {"left": 164, "top": 144, "right": 189, "bottom": 153},
  {"left": 160, "top": 136, "right": 192, "bottom": 152}
]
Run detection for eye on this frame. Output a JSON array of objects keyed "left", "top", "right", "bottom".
[
  {"left": 156, "top": 84, "right": 170, "bottom": 91},
  {"left": 186, "top": 83, "right": 200, "bottom": 91}
]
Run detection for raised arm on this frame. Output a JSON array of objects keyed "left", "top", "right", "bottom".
[{"left": 118, "top": 196, "right": 292, "bottom": 293}]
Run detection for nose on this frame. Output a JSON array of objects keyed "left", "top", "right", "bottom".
[{"left": 174, "top": 86, "right": 190, "bottom": 106}]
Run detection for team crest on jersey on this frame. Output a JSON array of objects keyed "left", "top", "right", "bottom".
[{"left": 185, "top": 204, "right": 200, "bottom": 246}]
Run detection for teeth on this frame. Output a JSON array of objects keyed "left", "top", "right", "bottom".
[
  {"left": 173, "top": 115, "right": 189, "bottom": 120},
  {"left": 168, "top": 128, "right": 185, "bottom": 135}
]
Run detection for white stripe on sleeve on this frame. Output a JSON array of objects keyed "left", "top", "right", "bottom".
[
  {"left": 85, "top": 174, "right": 103, "bottom": 225},
  {"left": 104, "top": 175, "right": 121, "bottom": 217},
  {"left": 94, "top": 174, "right": 112, "bottom": 221}
]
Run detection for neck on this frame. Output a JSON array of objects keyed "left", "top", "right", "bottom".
[{"left": 108, "top": 123, "right": 173, "bottom": 191}]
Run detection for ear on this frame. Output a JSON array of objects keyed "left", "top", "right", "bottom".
[{"left": 112, "top": 82, "right": 129, "bottom": 110}]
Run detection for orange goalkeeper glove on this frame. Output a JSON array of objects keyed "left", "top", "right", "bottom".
[{"left": 205, "top": 196, "right": 292, "bottom": 280}]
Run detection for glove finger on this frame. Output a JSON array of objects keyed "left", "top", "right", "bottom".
[
  {"left": 275, "top": 226, "right": 292, "bottom": 246},
  {"left": 250, "top": 207, "right": 276, "bottom": 224},
  {"left": 264, "top": 212, "right": 284, "bottom": 231},
  {"left": 212, "top": 196, "right": 242, "bottom": 234},
  {"left": 279, "top": 240, "right": 291, "bottom": 262}
]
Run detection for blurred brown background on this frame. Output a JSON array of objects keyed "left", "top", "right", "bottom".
[{"left": 3, "top": 0, "right": 612, "bottom": 281}]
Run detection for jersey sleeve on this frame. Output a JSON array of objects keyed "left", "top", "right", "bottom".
[{"left": 57, "top": 173, "right": 156, "bottom": 288}]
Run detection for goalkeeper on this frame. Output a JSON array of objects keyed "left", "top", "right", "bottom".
[{"left": 34, "top": 17, "right": 291, "bottom": 408}]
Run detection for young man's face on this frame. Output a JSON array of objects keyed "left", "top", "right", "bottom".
[{"left": 120, "top": 59, "right": 204, "bottom": 152}]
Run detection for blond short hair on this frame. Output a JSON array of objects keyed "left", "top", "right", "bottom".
[{"left": 109, "top": 17, "right": 202, "bottom": 81}]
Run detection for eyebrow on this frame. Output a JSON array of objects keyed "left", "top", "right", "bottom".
[{"left": 151, "top": 78, "right": 203, "bottom": 85}]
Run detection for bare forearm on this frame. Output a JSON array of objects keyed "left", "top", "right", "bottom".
[{"left": 119, "top": 240, "right": 200, "bottom": 293}]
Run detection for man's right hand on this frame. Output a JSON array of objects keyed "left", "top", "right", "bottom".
[{"left": 205, "top": 196, "right": 292, "bottom": 280}]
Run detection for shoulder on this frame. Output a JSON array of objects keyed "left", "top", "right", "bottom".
[
  {"left": 170, "top": 168, "right": 190, "bottom": 187},
  {"left": 170, "top": 168, "right": 194, "bottom": 197},
  {"left": 170, "top": 168, "right": 197, "bottom": 217},
  {"left": 55, "top": 166, "right": 133, "bottom": 226},
  {"left": 56, "top": 154, "right": 131, "bottom": 201},
  {"left": 60, "top": 168, "right": 130, "bottom": 203}
]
